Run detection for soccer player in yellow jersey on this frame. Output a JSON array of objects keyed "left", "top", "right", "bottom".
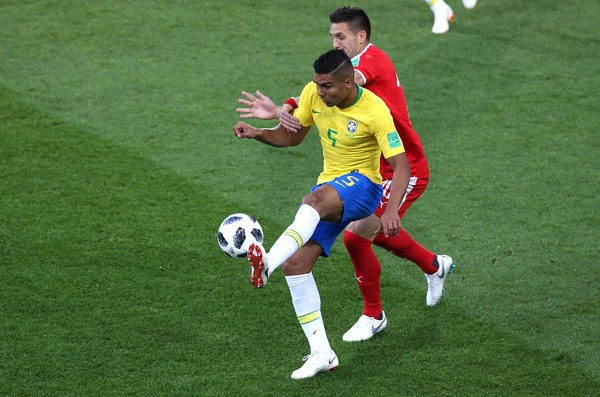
[
  {"left": 237, "top": 7, "right": 456, "bottom": 345},
  {"left": 233, "top": 48, "right": 411, "bottom": 379}
]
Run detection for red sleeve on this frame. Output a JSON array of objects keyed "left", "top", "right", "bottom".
[{"left": 354, "top": 53, "right": 381, "bottom": 85}]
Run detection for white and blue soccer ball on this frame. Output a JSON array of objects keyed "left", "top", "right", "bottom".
[{"left": 217, "top": 213, "right": 264, "bottom": 259}]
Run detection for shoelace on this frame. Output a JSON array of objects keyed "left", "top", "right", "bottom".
[
  {"left": 301, "top": 351, "right": 320, "bottom": 362},
  {"left": 354, "top": 316, "right": 378, "bottom": 329}
]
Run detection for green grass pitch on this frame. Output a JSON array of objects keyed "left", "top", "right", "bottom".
[{"left": 1, "top": 1, "right": 599, "bottom": 395}]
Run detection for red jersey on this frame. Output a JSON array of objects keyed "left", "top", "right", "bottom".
[{"left": 352, "top": 44, "right": 426, "bottom": 179}]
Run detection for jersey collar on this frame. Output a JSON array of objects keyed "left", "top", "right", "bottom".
[
  {"left": 345, "top": 84, "right": 363, "bottom": 108},
  {"left": 351, "top": 43, "right": 373, "bottom": 63}
]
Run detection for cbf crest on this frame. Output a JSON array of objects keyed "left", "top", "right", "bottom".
[{"left": 346, "top": 119, "right": 358, "bottom": 137}]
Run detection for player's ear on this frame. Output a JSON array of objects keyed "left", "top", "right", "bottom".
[{"left": 358, "top": 30, "right": 367, "bottom": 44}]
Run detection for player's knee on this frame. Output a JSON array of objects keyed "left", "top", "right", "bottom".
[
  {"left": 345, "top": 221, "right": 359, "bottom": 235},
  {"left": 301, "top": 193, "right": 320, "bottom": 211},
  {"left": 301, "top": 192, "right": 343, "bottom": 222}
]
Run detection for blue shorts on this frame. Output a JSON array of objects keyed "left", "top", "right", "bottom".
[{"left": 310, "top": 172, "right": 383, "bottom": 257}]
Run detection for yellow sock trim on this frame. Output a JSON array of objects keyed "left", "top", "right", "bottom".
[
  {"left": 283, "top": 229, "right": 303, "bottom": 248},
  {"left": 428, "top": 0, "right": 438, "bottom": 6},
  {"left": 298, "top": 310, "right": 321, "bottom": 325}
]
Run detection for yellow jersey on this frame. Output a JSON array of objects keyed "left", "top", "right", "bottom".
[{"left": 294, "top": 82, "right": 405, "bottom": 185}]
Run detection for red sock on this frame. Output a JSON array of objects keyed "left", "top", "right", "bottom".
[
  {"left": 373, "top": 229, "right": 437, "bottom": 275},
  {"left": 343, "top": 231, "right": 382, "bottom": 318}
]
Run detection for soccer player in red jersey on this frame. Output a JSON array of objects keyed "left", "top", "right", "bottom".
[{"left": 236, "top": 6, "right": 455, "bottom": 342}]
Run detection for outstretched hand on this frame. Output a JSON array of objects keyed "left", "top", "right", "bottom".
[{"left": 236, "top": 90, "right": 279, "bottom": 120}]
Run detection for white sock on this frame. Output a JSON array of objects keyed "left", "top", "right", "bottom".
[
  {"left": 286, "top": 273, "right": 332, "bottom": 355},
  {"left": 266, "top": 204, "right": 320, "bottom": 276}
]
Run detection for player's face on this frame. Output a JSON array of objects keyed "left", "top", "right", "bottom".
[
  {"left": 330, "top": 22, "right": 364, "bottom": 58},
  {"left": 313, "top": 72, "right": 353, "bottom": 107}
]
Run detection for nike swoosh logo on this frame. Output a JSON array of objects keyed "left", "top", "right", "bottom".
[
  {"left": 311, "top": 109, "right": 323, "bottom": 114},
  {"left": 329, "top": 355, "right": 337, "bottom": 365},
  {"left": 438, "top": 264, "right": 446, "bottom": 279},
  {"left": 371, "top": 317, "right": 385, "bottom": 334}
]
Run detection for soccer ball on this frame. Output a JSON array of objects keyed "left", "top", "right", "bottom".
[{"left": 217, "top": 213, "right": 264, "bottom": 259}]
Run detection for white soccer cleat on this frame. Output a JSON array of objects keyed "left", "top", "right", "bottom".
[
  {"left": 462, "top": 0, "right": 477, "bottom": 9},
  {"left": 290, "top": 350, "right": 339, "bottom": 380},
  {"left": 425, "top": 255, "right": 455, "bottom": 306},
  {"left": 248, "top": 243, "right": 268, "bottom": 288},
  {"left": 342, "top": 311, "right": 388, "bottom": 342},
  {"left": 431, "top": 2, "right": 454, "bottom": 34}
]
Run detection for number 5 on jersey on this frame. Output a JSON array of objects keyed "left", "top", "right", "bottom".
[
  {"left": 327, "top": 128, "right": 338, "bottom": 147},
  {"left": 335, "top": 175, "right": 360, "bottom": 189}
]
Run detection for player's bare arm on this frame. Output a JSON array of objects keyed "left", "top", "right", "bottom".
[
  {"left": 378, "top": 152, "right": 410, "bottom": 237},
  {"left": 233, "top": 121, "right": 310, "bottom": 147}
]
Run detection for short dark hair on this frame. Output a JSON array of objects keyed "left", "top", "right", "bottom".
[
  {"left": 313, "top": 49, "right": 354, "bottom": 79},
  {"left": 329, "top": 6, "right": 371, "bottom": 41}
]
